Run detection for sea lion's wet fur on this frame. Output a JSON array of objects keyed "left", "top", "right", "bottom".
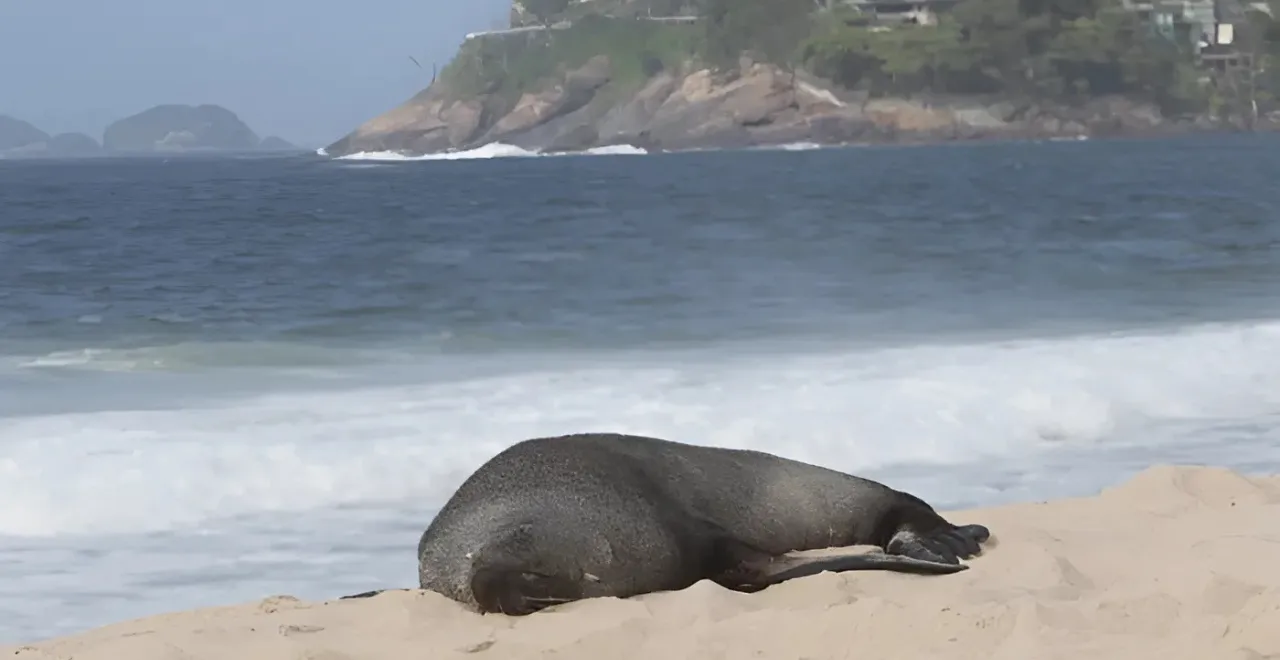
[{"left": 357, "top": 433, "right": 990, "bottom": 614}]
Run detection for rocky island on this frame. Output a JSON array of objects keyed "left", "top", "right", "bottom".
[
  {"left": 325, "top": 0, "right": 1280, "bottom": 158},
  {"left": 100, "top": 104, "right": 299, "bottom": 154},
  {"left": 101, "top": 104, "right": 264, "bottom": 153},
  {"left": 1, "top": 106, "right": 301, "bottom": 158},
  {"left": 0, "top": 115, "right": 51, "bottom": 152},
  {"left": 0, "top": 115, "right": 103, "bottom": 158}
]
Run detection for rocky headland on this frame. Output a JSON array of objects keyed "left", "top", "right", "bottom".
[
  {"left": 324, "top": 2, "right": 1276, "bottom": 158},
  {"left": 326, "top": 53, "right": 1235, "bottom": 157}
]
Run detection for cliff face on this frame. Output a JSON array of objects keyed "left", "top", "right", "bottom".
[{"left": 325, "top": 53, "right": 1194, "bottom": 157}]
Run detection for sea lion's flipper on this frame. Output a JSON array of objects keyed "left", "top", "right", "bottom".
[
  {"left": 338, "top": 588, "right": 412, "bottom": 600},
  {"left": 470, "top": 565, "right": 585, "bottom": 616},
  {"left": 888, "top": 523, "right": 991, "bottom": 566},
  {"left": 718, "top": 550, "right": 968, "bottom": 591},
  {"left": 463, "top": 522, "right": 591, "bottom": 616}
]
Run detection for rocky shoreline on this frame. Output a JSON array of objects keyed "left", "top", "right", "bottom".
[{"left": 324, "top": 55, "right": 1266, "bottom": 158}]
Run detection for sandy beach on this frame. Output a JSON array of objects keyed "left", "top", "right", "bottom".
[{"left": 6, "top": 464, "right": 1279, "bottom": 660}]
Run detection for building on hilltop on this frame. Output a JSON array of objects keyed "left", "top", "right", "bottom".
[
  {"left": 839, "top": 0, "right": 964, "bottom": 25},
  {"left": 1121, "top": 0, "right": 1271, "bottom": 52},
  {"left": 1122, "top": 0, "right": 1211, "bottom": 49},
  {"left": 1191, "top": 0, "right": 1266, "bottom": 127},
  {"left": 506, "top": 0, "right": 699, "bottom": 29}
]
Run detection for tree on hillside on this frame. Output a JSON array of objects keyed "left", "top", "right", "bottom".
[
  {"left": 644, "top": 0, "right": 688, "bottom": 16},
  {"left": 701, "top": 0, "right": 814, "bottom": 69},
  {"left": 794, "top": 0, "right": 1205, "bottom": 109},
  {"left": 523, "top": 0, "right": 571, "bottom": 25}
]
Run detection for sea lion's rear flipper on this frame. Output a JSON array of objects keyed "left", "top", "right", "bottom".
[
  {"left": 718, "top": 550, "right": 968, "bottom": 591},
  {"left": 338, "top": 588, "right": 412, "bottom": 600},
  {"left": 761, "top": 550, "right": 968, "bottom": 582}
]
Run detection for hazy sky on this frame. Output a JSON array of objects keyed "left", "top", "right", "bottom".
[{"left": 0, "top": 0, "right": 510, "bottom": 147}]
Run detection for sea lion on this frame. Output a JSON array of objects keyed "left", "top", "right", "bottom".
[{"left": 345, "top": 433, "right": 990, "bottom": 614}]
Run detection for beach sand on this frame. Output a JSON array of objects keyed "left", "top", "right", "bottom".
[{"left": 6, "top": 464, "right": 1280, "bottom": 660}]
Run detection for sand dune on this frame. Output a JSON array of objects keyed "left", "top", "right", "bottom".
[{"left": 7, "top": 465, "right": 1280, "bottom": 660}]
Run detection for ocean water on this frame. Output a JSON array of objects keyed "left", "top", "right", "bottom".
[{"left": 4, "top": 135, "right": 1280, "bottom": 643}]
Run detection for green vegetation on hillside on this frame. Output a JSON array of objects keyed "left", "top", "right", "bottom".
[
  {"left": 442, "top": 0, "right": 1280, "bottom": 114},
  {"left": 1231, "top": 4, "right": 1280, "bottom": 106},
  {"left": 700, "top": 0, "right": 813, "bottom": 68},
  {"left": 797, "top": 0, "right": 1207, "bottom": 112},
  {"left": 441, "top": 15, "right": 704, "bottom": 101}
]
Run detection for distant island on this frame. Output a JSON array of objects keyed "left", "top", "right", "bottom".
[
  {"left": 0, "top": 105, "right": 301, "bottom": 159},
  {"left": 104, "top": 104, "right": 261, "bottom": 153},
  {"left": 0, "top": 115, "right": 104, "bottom": 158},
  {"left": 324, "top": 0, "right": 1280, "bottom": 157}
]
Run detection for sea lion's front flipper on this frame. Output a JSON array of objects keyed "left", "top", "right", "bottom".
[
  {"left": 470, "top": 566, "right": 586, "bottom": 616},
  {"left": 716, "top": 550, "right": 969, "bottom": 591},
  {"left": 888, "top": 523, "right": 992, "bottom": 565}
]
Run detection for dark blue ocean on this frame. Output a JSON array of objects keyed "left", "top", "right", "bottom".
[{"left": 3, "top": 135, "right": 1280, "bottom": 643}]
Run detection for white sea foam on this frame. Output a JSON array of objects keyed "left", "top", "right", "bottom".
[
  {"left": 4, "top": 320, "right": 1280, "bottom": 539},
  {"left": 15, "top": 342, "right": 385, "bottom": 372},
  {"left": 577, "top": 144, "right": 649, "bottom": 156},
  {"left": 334, "top": 141, "right": 649, "bottom": 162},
  {"left": 772, "top": 141, "right": 825, "bottom": 151}
]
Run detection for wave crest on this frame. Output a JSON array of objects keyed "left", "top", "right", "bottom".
[{"left": 334, "top": 142, "right": 649, "bottom": 162}]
